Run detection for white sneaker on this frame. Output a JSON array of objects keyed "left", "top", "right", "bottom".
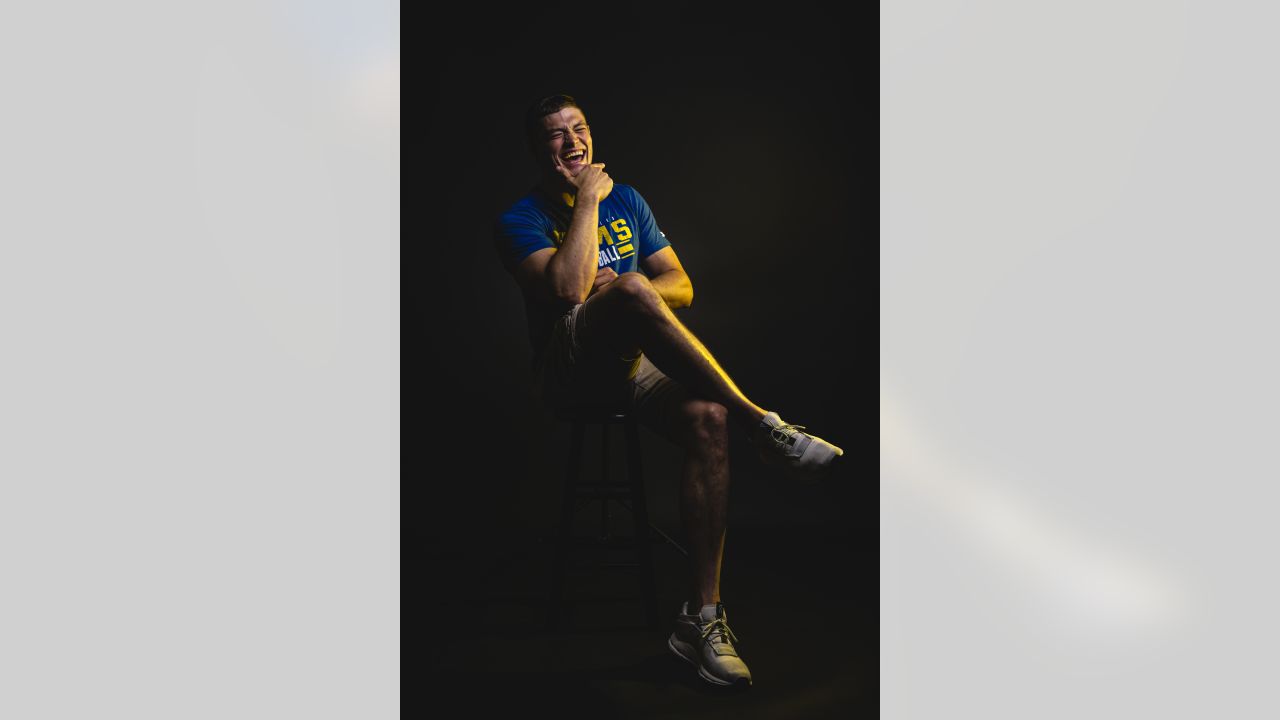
[
  {"left": 751, "top": 411, "right": 844, "bottom": 474},
  {"left": 667, "top": 601, "right": 752, "bottom": 687}
]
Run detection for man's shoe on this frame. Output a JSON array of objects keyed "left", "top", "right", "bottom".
[
  {"left": 751, "top": 411, "right": 844, "bottom": 474},
  {"left": 667, "top": 601, "right": 752, "bottom": 687}
]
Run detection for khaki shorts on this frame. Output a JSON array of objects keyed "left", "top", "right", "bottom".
[{"left": 535, "top": 302, "right": 689, "bottom": 432}]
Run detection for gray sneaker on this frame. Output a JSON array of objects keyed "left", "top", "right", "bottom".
[
  {"left": 751, "top": 411, "right": 844, "bottom": 474},
  {"left": 667, "top": 601, "right": 752, "bottom": 687}
]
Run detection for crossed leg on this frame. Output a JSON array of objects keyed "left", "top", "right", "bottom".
[{"left": 575, "top": 272, "right": 768, "bottom": 429}]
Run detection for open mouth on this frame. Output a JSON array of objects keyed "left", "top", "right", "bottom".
[{"left": 562, "top": 149, "right": 586, "bottom": 165}]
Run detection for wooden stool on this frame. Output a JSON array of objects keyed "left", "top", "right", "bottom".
[{"left": 545, "top": 404, "right": 687, "bottom": 631}]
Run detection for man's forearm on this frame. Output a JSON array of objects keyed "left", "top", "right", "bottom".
[
  {"left": 545, "top": 197, "right": 600, "bottom": 303},
  {"left": 648, "top": 269, "right": 693, "bottom": 310}
]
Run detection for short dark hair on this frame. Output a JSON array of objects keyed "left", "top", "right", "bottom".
[{"left": 524, "top": 94, "right": 582, "bottom": 149}]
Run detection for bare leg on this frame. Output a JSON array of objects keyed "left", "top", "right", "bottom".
[
  {"left": 646, "top": 395, "right": 732, "bottom": 608},
  {"left": 683, "top": 444, "right": 730, "bottom": 607},
  {"left": 576, "top": 273, "right": 767, "bottom": 428}
]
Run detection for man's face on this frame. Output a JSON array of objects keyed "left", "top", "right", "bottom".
[{"left": 538, "top": 106, "right": 593, "bottom": 179}]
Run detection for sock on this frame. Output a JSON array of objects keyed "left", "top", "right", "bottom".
[{"left": 699, "top": 603, "right": 720, "bottom": 622}]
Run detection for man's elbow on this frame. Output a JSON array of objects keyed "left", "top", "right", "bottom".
[
  {"left": 673, "top": 282, "right": 694, "bottom": 309},
  {"left": 551, "top": 281, "right": 589, "bottom": 306},
  {"left": 545, "top": 272, "right": 588, "bottom": 305}
]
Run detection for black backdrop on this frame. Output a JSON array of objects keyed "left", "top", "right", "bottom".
[{"left": 417, "top": 24, "right": 865, "bottom": 663}]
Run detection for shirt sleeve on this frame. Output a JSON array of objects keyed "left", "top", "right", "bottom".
[
  {"left": 493, "top": 204, "right": 555, "bottom": 274},
  {"left": 623, "top": 187, "right": 672, "bottom": 260}
]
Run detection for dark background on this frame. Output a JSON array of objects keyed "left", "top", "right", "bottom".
[{"left": 418, "top": 25, "right": 868, "bottom": 716}]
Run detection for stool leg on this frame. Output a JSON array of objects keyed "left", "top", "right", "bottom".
[
  {"left": 600, "top": 422, "right": 611, "bottom": 539},
  {"left": 548, "top": 420, "right": 586, "bottom": 630},
  {"left": 624, "top": 418, "right": 660, "bottom": 630}
]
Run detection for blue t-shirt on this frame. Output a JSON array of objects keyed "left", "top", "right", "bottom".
[{"left": 494, "top": 184, "right": 672, "bottom": 367}]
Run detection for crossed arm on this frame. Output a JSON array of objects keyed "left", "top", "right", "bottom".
[{"left": 517, "top": 244, "right": 694, "bottom": 311}]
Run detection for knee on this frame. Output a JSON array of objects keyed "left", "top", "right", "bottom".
[
  {"left": 682, "top": 400, "right": 729, "bottom": 449},
  {"left": 610, "top": 272, "right": 664, "bottom": 313}
]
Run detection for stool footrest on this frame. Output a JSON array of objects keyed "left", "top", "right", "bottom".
[
  {"left": 541, "top": 531, "right": 682, "bottom": 549},
  {"left": 567, "top": 561, "right": 641, "bottom": 572},
  {"left": 573, "top": 486, "right": 635, "bottom": 498},
  {"left": 561, "top": 536, "right": 643, "bottom": 550}
]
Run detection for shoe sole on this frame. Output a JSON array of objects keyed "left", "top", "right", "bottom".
[
  {"left": 756, "top": 446, "right": 843, "bottom": 478},
  {"left": 667, "top": 634, "right": 751, "bottom": 687}
]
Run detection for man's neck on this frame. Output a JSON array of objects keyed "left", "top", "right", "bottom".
[{"left": 536, "top": 177, "right": 577, "bottom": 208}]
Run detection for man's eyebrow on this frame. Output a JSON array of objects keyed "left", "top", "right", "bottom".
[{"left": 546, "top": 121, "right": 588, "bottom": 133}]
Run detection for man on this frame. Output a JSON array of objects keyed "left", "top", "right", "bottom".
[{"left": 493, "top": 94, "right": 843, "bottom": 688}]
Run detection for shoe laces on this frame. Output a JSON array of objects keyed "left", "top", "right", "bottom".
[
  {"left": 700, "top": 614, "right": 740, "bottom": 647},
  {"left": 769, "top": 422, "right": 807, "bottom": 448}
]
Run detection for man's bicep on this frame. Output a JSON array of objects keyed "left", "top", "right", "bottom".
[{"left": 515, "top": 247, "right": 557, "bottom": 298}]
